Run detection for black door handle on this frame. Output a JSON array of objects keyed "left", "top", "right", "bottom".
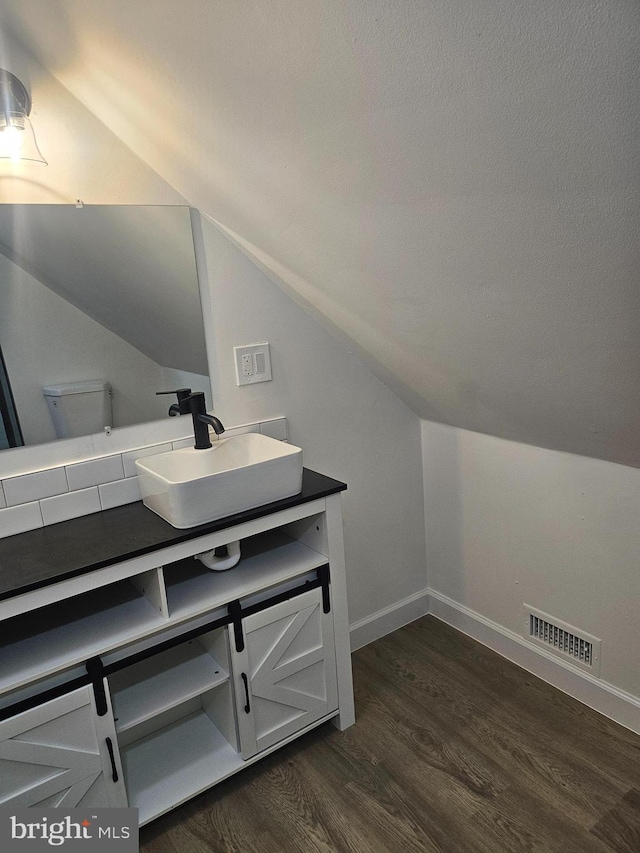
[
  {"left": 241, "top": 673, "right": 251, "bottom": 714},
  {"left": 105, "top": 737, "right": 119, "bottom": 783}
]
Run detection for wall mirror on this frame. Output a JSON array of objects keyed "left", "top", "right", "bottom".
[{"left": 0, "top": 204, "right": 212, "bottom": 459}]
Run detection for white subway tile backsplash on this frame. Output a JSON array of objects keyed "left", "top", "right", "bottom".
[
  {"left": 122, "top": 443, "right": 172, "bottom": 477},
  {"left": 0, "top": 418, "right": 285, "bottom": 533},
  {"left": 66, "top": 455, "right": 124, "bottom": 491},
  {"left": 3, "top": 467, "right": 69, "bottom": 507},
  {"left": 0, "top": 502, "right": 43, "bottom": 537},
  {"left": 40, "top": 487, "right": 101, "bottom": 526},
  {"left": 99, "top": 477, "right": 142, "bottom": 510},
  {"left": 260, "top": 418, "right": 288, "bottom": 441}
]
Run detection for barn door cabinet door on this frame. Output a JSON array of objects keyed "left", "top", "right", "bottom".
[
  {"left": 0, "top": 684, "right": 127, "bottom": 809},
  {"left": 232, "top": 586, "right": 339, "bottom": 759}
]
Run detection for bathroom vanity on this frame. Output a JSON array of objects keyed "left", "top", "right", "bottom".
[{"left": 0, "top": 470, "right": 354, "bottom": 825}]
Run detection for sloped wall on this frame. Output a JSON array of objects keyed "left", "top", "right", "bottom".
[{"left": 5, "top": 0, "right": 638, "bottom": 467}]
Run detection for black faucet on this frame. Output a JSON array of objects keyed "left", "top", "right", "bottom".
[{"left": 157, "top": 388, "right": 225, "bottom": 450}]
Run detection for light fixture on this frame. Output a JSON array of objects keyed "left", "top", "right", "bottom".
[{"left": 0, "top": 69, "right": 46, "bottom": 165}]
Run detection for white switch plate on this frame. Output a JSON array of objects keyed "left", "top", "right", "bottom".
[{"left": 234, "top": 343, "right": 272, "bottom": 386}]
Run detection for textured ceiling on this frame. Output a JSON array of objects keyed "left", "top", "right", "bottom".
[{"left": 1, "top": 0, "right": 639, "bottom": 466}]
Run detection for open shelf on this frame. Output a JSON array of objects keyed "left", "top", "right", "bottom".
[
  {"left": 121, "top": 709, "right": 242, "bottom": 826},
  {"left": 110, "top": 641, "right": 228, "bottom": 734},
  {"left": 164, "top": 530, "right": 328, "bottom": 621},
  {"left": 0, "top": 581, "right": 165, "bottom": 694}
]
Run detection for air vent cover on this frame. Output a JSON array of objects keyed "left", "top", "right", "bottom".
[{"left": 524, "top": 605, "right": 601, "bottom": 676}]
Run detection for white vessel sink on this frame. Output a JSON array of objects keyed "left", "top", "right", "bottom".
[{"left": 135, "top": 433, "right": 303, "bottom": 528}]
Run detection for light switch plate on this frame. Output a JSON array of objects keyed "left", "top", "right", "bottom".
[{"left": 234, "top": 343, "right": 272, "bottom": 386}]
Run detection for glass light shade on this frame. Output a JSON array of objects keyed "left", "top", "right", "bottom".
[{"left": 0, "top": 112, "right": 47, "bottom": 165}]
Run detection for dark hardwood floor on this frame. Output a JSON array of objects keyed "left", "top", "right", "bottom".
[{"left": 139, "top": 616, "right": 640, "bottom": 853}]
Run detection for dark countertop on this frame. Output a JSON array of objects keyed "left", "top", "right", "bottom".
[{"left": 0, "top": 469, "right": 346, "bottom": 603}]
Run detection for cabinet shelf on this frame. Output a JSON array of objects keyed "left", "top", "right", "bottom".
[
  {"left": 110, "top": 641, "right": 228, "bottom": 735},
  {"left": 164, "top": 530, "right": 328, "bottom": 621},
  {"left": 0, "top": 582, "right": 165, "bottom": 694},
  {"left": 121, "top": 710, "right": 243, "bottom": 826}
]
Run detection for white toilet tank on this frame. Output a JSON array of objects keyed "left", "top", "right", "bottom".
[{"left": 43, "top": 380, "right": 112, "bottom": 439}]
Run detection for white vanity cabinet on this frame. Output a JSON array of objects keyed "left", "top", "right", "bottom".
[{"left": 0, "top": 477, "right": 354, "bottom": 826}]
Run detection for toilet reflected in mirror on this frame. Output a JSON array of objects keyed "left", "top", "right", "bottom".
[{"left": 43, "top": 381, "right": 113, "bottom": 439}]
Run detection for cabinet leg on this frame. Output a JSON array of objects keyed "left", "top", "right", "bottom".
[{"left": 331, "top": 708, "right": 356, "bottom": 731}]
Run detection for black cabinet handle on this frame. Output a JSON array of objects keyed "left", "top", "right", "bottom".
[
  {"left": 105, "top": 737, "right": 119, "bottom": 783},
  {"left": 241, "top": 673, "right": 251, "bottom": 714}
]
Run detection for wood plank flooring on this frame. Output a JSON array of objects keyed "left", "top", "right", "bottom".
[{"left": 139, "top": 616, "right": 640, "bottom": 853}]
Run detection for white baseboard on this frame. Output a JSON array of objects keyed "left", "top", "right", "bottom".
[
  {"left": 428, "top": 589, "right": 640, "bottom": 736},
  {"left": 349, "top": 587, "right": 640, "bottom": 735},
  {"left": 349, "top": 590, "right": 430, "bottom": 652}
]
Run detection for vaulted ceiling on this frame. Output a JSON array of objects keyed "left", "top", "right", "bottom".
[{"left": 1, "top": 1, "right": 639, "bottom": 466}]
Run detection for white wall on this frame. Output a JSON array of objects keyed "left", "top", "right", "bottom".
[{"left": 422, "top": 419, "right": 640, "bottom": 701}]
